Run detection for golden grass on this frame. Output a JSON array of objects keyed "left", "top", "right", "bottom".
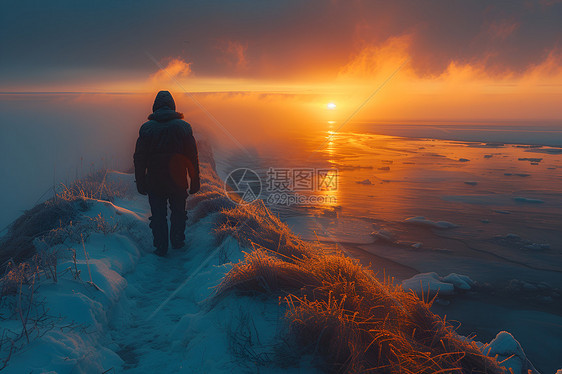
[
  {"left": 57, "top": 169, "right": 130, "bottom": 202},
  {"left": 213, "top": 204, "right": 505, "bottom": 373},
  {"left": 215, "top": 201, "right": 313, "bottom": 260}
]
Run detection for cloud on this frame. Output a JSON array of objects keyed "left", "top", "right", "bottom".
[
  {"left": 324, "top": 31, "right": 562, "bottom": 122},
  {"left": 3, "top": 0, "right": 562, "bottom": 93},
  {"left": 337, "top": 34, "right": 413, "bottom": 80},
  {"left": 219, "top": 41, "right": 249, "bottom": 71},
  {"left": 488, "top": 19, "right": 519, "bottom": 40},
  {"left": 149, "top": 58, "right": 192, "bottom": 83}
]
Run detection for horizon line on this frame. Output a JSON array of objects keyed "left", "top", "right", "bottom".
[{"left": 0, "top": 89, "right": 320, "bottom": 95}]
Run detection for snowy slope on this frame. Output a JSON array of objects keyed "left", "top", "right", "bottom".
[{"left": 0, "top": 159, "right": 320, "bottom": 373}]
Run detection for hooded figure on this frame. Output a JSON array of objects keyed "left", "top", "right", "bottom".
[{"left": 134, "top": 91, "right": 200, "bottom": 256}]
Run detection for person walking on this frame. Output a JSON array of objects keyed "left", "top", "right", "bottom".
[{"left": 134, "top": 90, "right": 200, "bottom": 256}]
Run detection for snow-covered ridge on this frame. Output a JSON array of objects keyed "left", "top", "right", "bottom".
[
  {"left": 0, "top": 143, "right": 550, "bottom": 373},
  {"left": 1, "top": 140, "right": 314, "bottom": 373}
]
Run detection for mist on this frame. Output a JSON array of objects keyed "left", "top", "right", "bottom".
[
  {"left": 0, "top": 94, "right": 145, "bottom": 229},
  {"left": 0, "top": 91, "right": 325, "bottom": 229},
  {"left": 2, "top": 86, "right": 561, "bottom": 230}
]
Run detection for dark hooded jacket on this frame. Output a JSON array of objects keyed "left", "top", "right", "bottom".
[{"left": 134, "top": 91, "right": 200, "bottom": 194}]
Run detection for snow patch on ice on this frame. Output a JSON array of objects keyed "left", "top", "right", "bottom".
[
  {"left": 369, "top": 229, "right": 395, "bottom": 243},
  {"left": 401, "top": 272, "right": 474, "bottom": 297},
  {"left": 494, "top": 234, "right": 550, "bottom": 251},
  {"left": 404, "top": 216, "right": 459, "bottom": 229},
  {"left": 494, "top": 209, "right": 511, "bottom": 214},
  {"left": 513, "top": 196, "right": 544, "bottom": 204},
  {"left": 442, "top": 273, "right": 474, "bottom": 290},
  {"left": 482, "top": 331, "right": 539, "bottom": 374}
]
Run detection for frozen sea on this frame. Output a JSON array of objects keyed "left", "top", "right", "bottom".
[{"left": 218, "top": 127, "right": 562, "bottom": 373}]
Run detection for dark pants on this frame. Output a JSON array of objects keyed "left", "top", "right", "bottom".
[{"left": 148, "top": 191, "right": 187, "bottom": 253}]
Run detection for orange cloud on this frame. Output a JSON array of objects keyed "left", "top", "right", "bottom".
[
  {"left": 488, "top": 19, "right": 519, "bottom": 40},
  {"left": 337, "top": 34, "right": 414, "bottom": 80},
  {"left": 150, "top": 58, "right": 192, "bottom": 83},
  {"left": 328, "top": 34, "right": 562, "bottom": 122},
  {"left": 217, "top": 40, "right": 249, "bottom": 71}
]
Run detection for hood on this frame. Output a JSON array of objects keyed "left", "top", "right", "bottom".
[
  {"left": 152, "top": 90, "right": 176, "bottom": 112},
  {"left": 148, "top": 108, "right": 184, "bottom": 122},
  {"left": 149, "top": 90, "right": 184, "bottom": 122}
]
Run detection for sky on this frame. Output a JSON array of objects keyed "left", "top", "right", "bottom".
[{"left": 1, "top": 0, "right": 561, "bottom": 122}]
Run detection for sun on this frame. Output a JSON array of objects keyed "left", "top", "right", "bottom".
[{"left": 327, "top": 102, "right": 336, "bottom": 110}]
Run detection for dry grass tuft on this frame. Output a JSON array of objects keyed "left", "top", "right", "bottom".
[
  {"left": 58, "top": 169, "right": 129, "bottom": 202},
  {"left": 214, "top": 208, "right": 505, "bottom": 373},
  {"left": 189, "top": 192, "right": 237, "bottom": 225},
  {"left": 185, "top": 163, "right": 238, "bottom": 224},
  {"left": 215, "top": 201, "right": 312, "bottom": 261},
  {"left": 0, "top": 199, "right": 77, "bottom": 267},
  {"left": 0, "top": 168, "right": 130, "bottom": 268}
]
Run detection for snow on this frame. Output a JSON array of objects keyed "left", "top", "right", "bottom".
[
  {"left": 9, "top": 329, "right": 123, "bottom": 374},
  {"left": 370, "top": 229, "right": 395, "bottom": 242},
  {"left": 494, "top": 233, "right": 551, "bottom": 251},
  {"left": 403, "top": 216, "right": 459, "bottom": 229},
  {"left": 513, "top": 196, "right": 544, "bottom": 204},
  {"left": 442, "top": 273, "right": 474, "bottom": 290},
  {"left": 1, "top": 171, "right": 301, "bottom": 373},
  {"left": 524, "top": 243, "right": 550, "bottom": 250},
  {"left": 482, "top": 331, "right": 539, "bottom": 374},
  {"left": 494, "top": 209, "right": 511, "bottom": 214},
  {"left": 401, "top": 272, "right": 475, "bottom": 297}
]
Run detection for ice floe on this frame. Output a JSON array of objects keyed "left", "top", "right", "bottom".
[
  {"left": 494, "top": 234, "right": 550, "bottom": 251},
  {"left": 404, "top": 216, "right": 459, "bottom": 229},
  {"left": 513, "top": 197, "right": 544, "bottom": 204},
  {"left": 482, "top": 331, "right": 539, "bottom": 374},
  {"left": 356, "top": 179, "right": 372, "bottom": 185},
  {"left": 401, "top": 272, "right": 474, "bottom": 297},
  {"left": 369, "top": 229, "right": 395, "bottom": 242}
]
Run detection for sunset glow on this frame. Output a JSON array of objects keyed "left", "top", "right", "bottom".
[
  {"left": 2, "top": 1, "right": 561, "bottom": 125},
  {"left": 2, "top": 2, "right": 562, "bottom": 373}
]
